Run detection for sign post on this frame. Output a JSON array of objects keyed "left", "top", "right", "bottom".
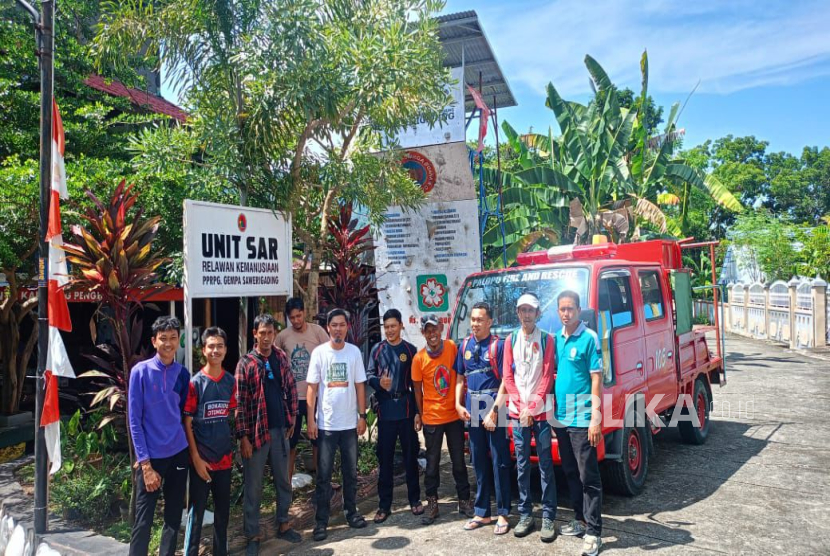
[{"left": 183, "top": 201, "right": 292, "bottom": 373}]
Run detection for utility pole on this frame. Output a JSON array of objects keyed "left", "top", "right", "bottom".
[{"left": 15, "top": 0, "right": 55, "bottom": 534}]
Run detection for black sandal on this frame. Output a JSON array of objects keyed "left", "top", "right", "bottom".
[
  {"left": 349, "top": 515, "right": 368, "bottom": 529},
  {"left": 373, "top": 510, "right": 390, "bottom": 524}
]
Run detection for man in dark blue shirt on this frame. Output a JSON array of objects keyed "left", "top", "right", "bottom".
[
  {"left": 366, "top": 309, "right": 422, "bottom": 523},
  {"left": 454, "top": 302, "right": 511, "bottom": 535}
]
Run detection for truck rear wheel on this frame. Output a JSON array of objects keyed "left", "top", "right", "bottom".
[
  {"left": 679, "top": 378, "right": 711, "bottom": 445},
  {"left": 602, "top": 424, "right": 648, "bottom": 496}
]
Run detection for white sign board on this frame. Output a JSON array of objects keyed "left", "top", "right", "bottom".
[
  {"left": 183, "top": 200, "right": 292, "bottom": 298},
  {"left": 374, "top": 199, "right": 481, "bottom": 350},
  {"left": 395, "top": 67, "right": 465, "bottom": 149},
  {"left": 375, "top": 199, "right": 481, "bottom": 273}
]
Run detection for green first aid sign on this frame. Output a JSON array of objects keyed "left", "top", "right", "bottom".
[{"left": 417, "top": 274, "right": 448, "bottom": 312}]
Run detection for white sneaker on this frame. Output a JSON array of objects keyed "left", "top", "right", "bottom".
[{"left": 582, "top": 534, "right": 602, "bottom": 556}]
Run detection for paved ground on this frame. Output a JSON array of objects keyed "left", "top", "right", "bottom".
[{"left": 259, "top": 334, "right": 830, "bottom": 555}]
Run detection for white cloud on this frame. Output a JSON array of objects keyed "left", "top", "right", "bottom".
[{"left": 467, "top": 0, "right": 830, "bottom": 96}]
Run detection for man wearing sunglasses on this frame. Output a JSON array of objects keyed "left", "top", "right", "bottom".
[{"left": 454, "top": 301, "right": 511, "bottom": 535}]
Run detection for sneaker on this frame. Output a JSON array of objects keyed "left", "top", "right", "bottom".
[
  {"left": 277, "top": 527, "right": 302, "bottom": 543},
  {"left": 457, "top": 499, "right": 474, "bottom": 518},
  {"left": 513, "top": 515, "right": 535, "bottom": 538},
  {"left": 540, "top": 518, "right": 556, "bottom": 543},
  {"left": 422, "top": 495, "right": 440, "bottom": 525},
  {"left": 560, "top": 519, "right": 586, "bottom": 537},
  {"left": 312, "top": 525, "right": 327, "bottom": 542},
  {"left": 245, "top": 540, "right": 260, "bottom": 555},
  {"left": 582, "top": 534, "right": 602, "bottom": 556}
]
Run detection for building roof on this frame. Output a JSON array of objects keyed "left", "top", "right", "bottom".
[
  {"left": 84, "top": 74, "right": 188, "bottom": 122},
  {"left": 437, "top": 10, "right": 517, "bottom": 112}
]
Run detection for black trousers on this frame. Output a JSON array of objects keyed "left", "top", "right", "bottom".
[
  {"left": 376, "top": 417, "right": 421, "bottom": 512},
  {"left": 423, "top": 419, "right": 470, "bottom": 501},
  {"left": 315, "top": 429, "right": 359, "bottom": 527},
  {"left": 130, "top": 448, "right": 189, "bottom": 556},
  {"left": 183, "top": 467, "right": 231, "bottom": 556},
  {"left": 555, "top": 426, "right": 603, "bottom": 536}
]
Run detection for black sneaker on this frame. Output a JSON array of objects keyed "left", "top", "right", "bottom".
[
  {"left": 277, "top": 528, "right": 302, "bottom": 543},
  {"left": 513, "top": 515, "right": 535, "bottom": 538},
  {"left": 313, "top": 525, "right": 327, "bottom": 542}
]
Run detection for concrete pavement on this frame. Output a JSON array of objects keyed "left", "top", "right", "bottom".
[{"left": 260, "top": 334, "right": 830, "bottom": 555}]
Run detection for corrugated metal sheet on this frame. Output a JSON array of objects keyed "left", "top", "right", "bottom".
[{"left": 437, "top": 10, "right": 517, "bottom": 111}]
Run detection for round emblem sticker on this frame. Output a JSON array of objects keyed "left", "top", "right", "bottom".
[
  {"left": 464, "top": 351, "right": 472, "bottom": 360},
  {"left": 401, "top": 151, "right": 437, "bottom": 194},
  {"left": 399, "top": 353, "right": 408, "bottom": 363},
  {"left": 237, "top": 213, "right": 247, "bottom": 232},
  {"left": 570, "top": 347, "right": 578, "bottom": 359},
  {"left": 434, "top": 365, "right": 451, "bottom": 397}
]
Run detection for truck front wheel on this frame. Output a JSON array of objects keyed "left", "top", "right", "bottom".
[
  {"left": 602, "top": 424, "right": 649, "bottom": 496},
  {"left": 679, "top": 378, "right": 711, "bottom": 445}
]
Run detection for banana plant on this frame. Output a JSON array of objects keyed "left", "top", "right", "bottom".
[{"left": 482, "top": 51, "right": 744, "bottom": 265}]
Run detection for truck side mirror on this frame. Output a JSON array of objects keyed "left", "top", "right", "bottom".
[{"left": 579, "top": 308, "right": 597, "bottom": 332}]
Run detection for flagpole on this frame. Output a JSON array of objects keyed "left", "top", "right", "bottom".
[{"left": 21, "top": 0, "right": 55, "bottom": 535}]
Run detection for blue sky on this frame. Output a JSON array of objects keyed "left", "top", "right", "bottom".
[
  {"left": 158, "top": 0, "right": 830, "bottom": 156},
  {"left": 444, "top": 0, "right": 830, "bottom": 156}
]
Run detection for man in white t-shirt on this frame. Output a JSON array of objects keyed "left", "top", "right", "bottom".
[{"left": 306, "top": 308, "right": 368, "bottom": 541}]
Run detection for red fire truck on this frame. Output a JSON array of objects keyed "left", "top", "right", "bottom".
[{"left": 448, "top": 239, "right": 725, "bottom": 495}]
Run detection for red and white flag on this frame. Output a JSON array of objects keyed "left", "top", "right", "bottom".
[
  {"left": 42, "top": 100, "right": 74, "bottom": 475},
  {"left": 467, "top": 85, "right": 491, "bottom": 153}
]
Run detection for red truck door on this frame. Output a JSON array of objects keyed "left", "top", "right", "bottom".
[
  {"left": 597, "top": 269, "right": 645, "bottom": 398},
  {"left": 637, "top": 268, "right": 677, "bottom": 413}
]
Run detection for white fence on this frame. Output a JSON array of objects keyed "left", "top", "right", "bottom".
[{"left": 693, "top": 277, "right": 828, "bottom": 349}]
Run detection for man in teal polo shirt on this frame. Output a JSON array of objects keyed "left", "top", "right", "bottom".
[{"left": 553, "top": 290, "right": 603, "bottom": 556}]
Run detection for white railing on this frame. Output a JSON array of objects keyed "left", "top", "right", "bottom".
[{"left": 722, "top": 277, "right": 827, "bottom": 349}]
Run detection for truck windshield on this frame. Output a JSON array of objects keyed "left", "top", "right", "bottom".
[{"left": 449, "top": 266, "right": 590, "bottom": 341}]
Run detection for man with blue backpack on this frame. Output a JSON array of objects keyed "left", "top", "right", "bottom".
[{"left": 454, "top": 301, "right": 511, "bottom": 535}]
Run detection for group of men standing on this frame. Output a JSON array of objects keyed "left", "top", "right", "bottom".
[{"left": 126, "top": 289, "right": 605, "bottom": 556}]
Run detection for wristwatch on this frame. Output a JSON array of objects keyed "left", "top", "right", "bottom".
[{"left": 358, "top": 412, "right": 367, "bottom": 420}]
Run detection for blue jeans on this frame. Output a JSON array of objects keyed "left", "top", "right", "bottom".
[
  {"left": 468, "top": 421, "right": 511, "bottom": 518},
  {"left": 512, "top": 419, "right": 557, "bottom": 519},
  {"left": 315, "top": 428, "right": 359, "bottom": 527}
]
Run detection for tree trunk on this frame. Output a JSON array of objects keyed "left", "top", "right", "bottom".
[
  {"left": 0, "top": 312, "right": 22, "bottom": 415},
  {"left": 304, "top": 243, "right": 323, "bottom": 320}
]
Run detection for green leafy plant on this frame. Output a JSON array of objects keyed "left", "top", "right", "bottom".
[
  {"left": 483, "top": 51, "right": 742, "bottom": 266},
  {"left": 61, "top": 181, "right": 170, "bottom": 524},
  {"left": 51, "top": 410, "right": 130, "bottom": 527},
  {"left": 320, "top": 203, "right": 378, "bottom": 350}
]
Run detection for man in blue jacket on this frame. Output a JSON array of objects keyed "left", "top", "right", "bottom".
[
  {"left": 366, "top": 309, "right": 422, "bottom": 523},
  {"left": 128, "top": 316, "right": 191, "bottom": 556}
]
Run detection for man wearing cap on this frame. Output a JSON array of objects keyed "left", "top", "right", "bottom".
[
  {"left": 412, "top": 315, "right": 474, "bottom": 525},
  {"left": 454, "top": 301, "right": 511, "bottom": 535},
  {"left": 489, "top": 292, "right": 557, "bottom": 542}
]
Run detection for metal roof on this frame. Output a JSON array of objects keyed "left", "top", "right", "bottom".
[{"left": 437, "top": 10, "right": 517, "bottom": 112}]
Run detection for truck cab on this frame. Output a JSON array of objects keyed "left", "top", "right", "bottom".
[{"left": 448, "top": 239, "right": 725, "bottom": 495}]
